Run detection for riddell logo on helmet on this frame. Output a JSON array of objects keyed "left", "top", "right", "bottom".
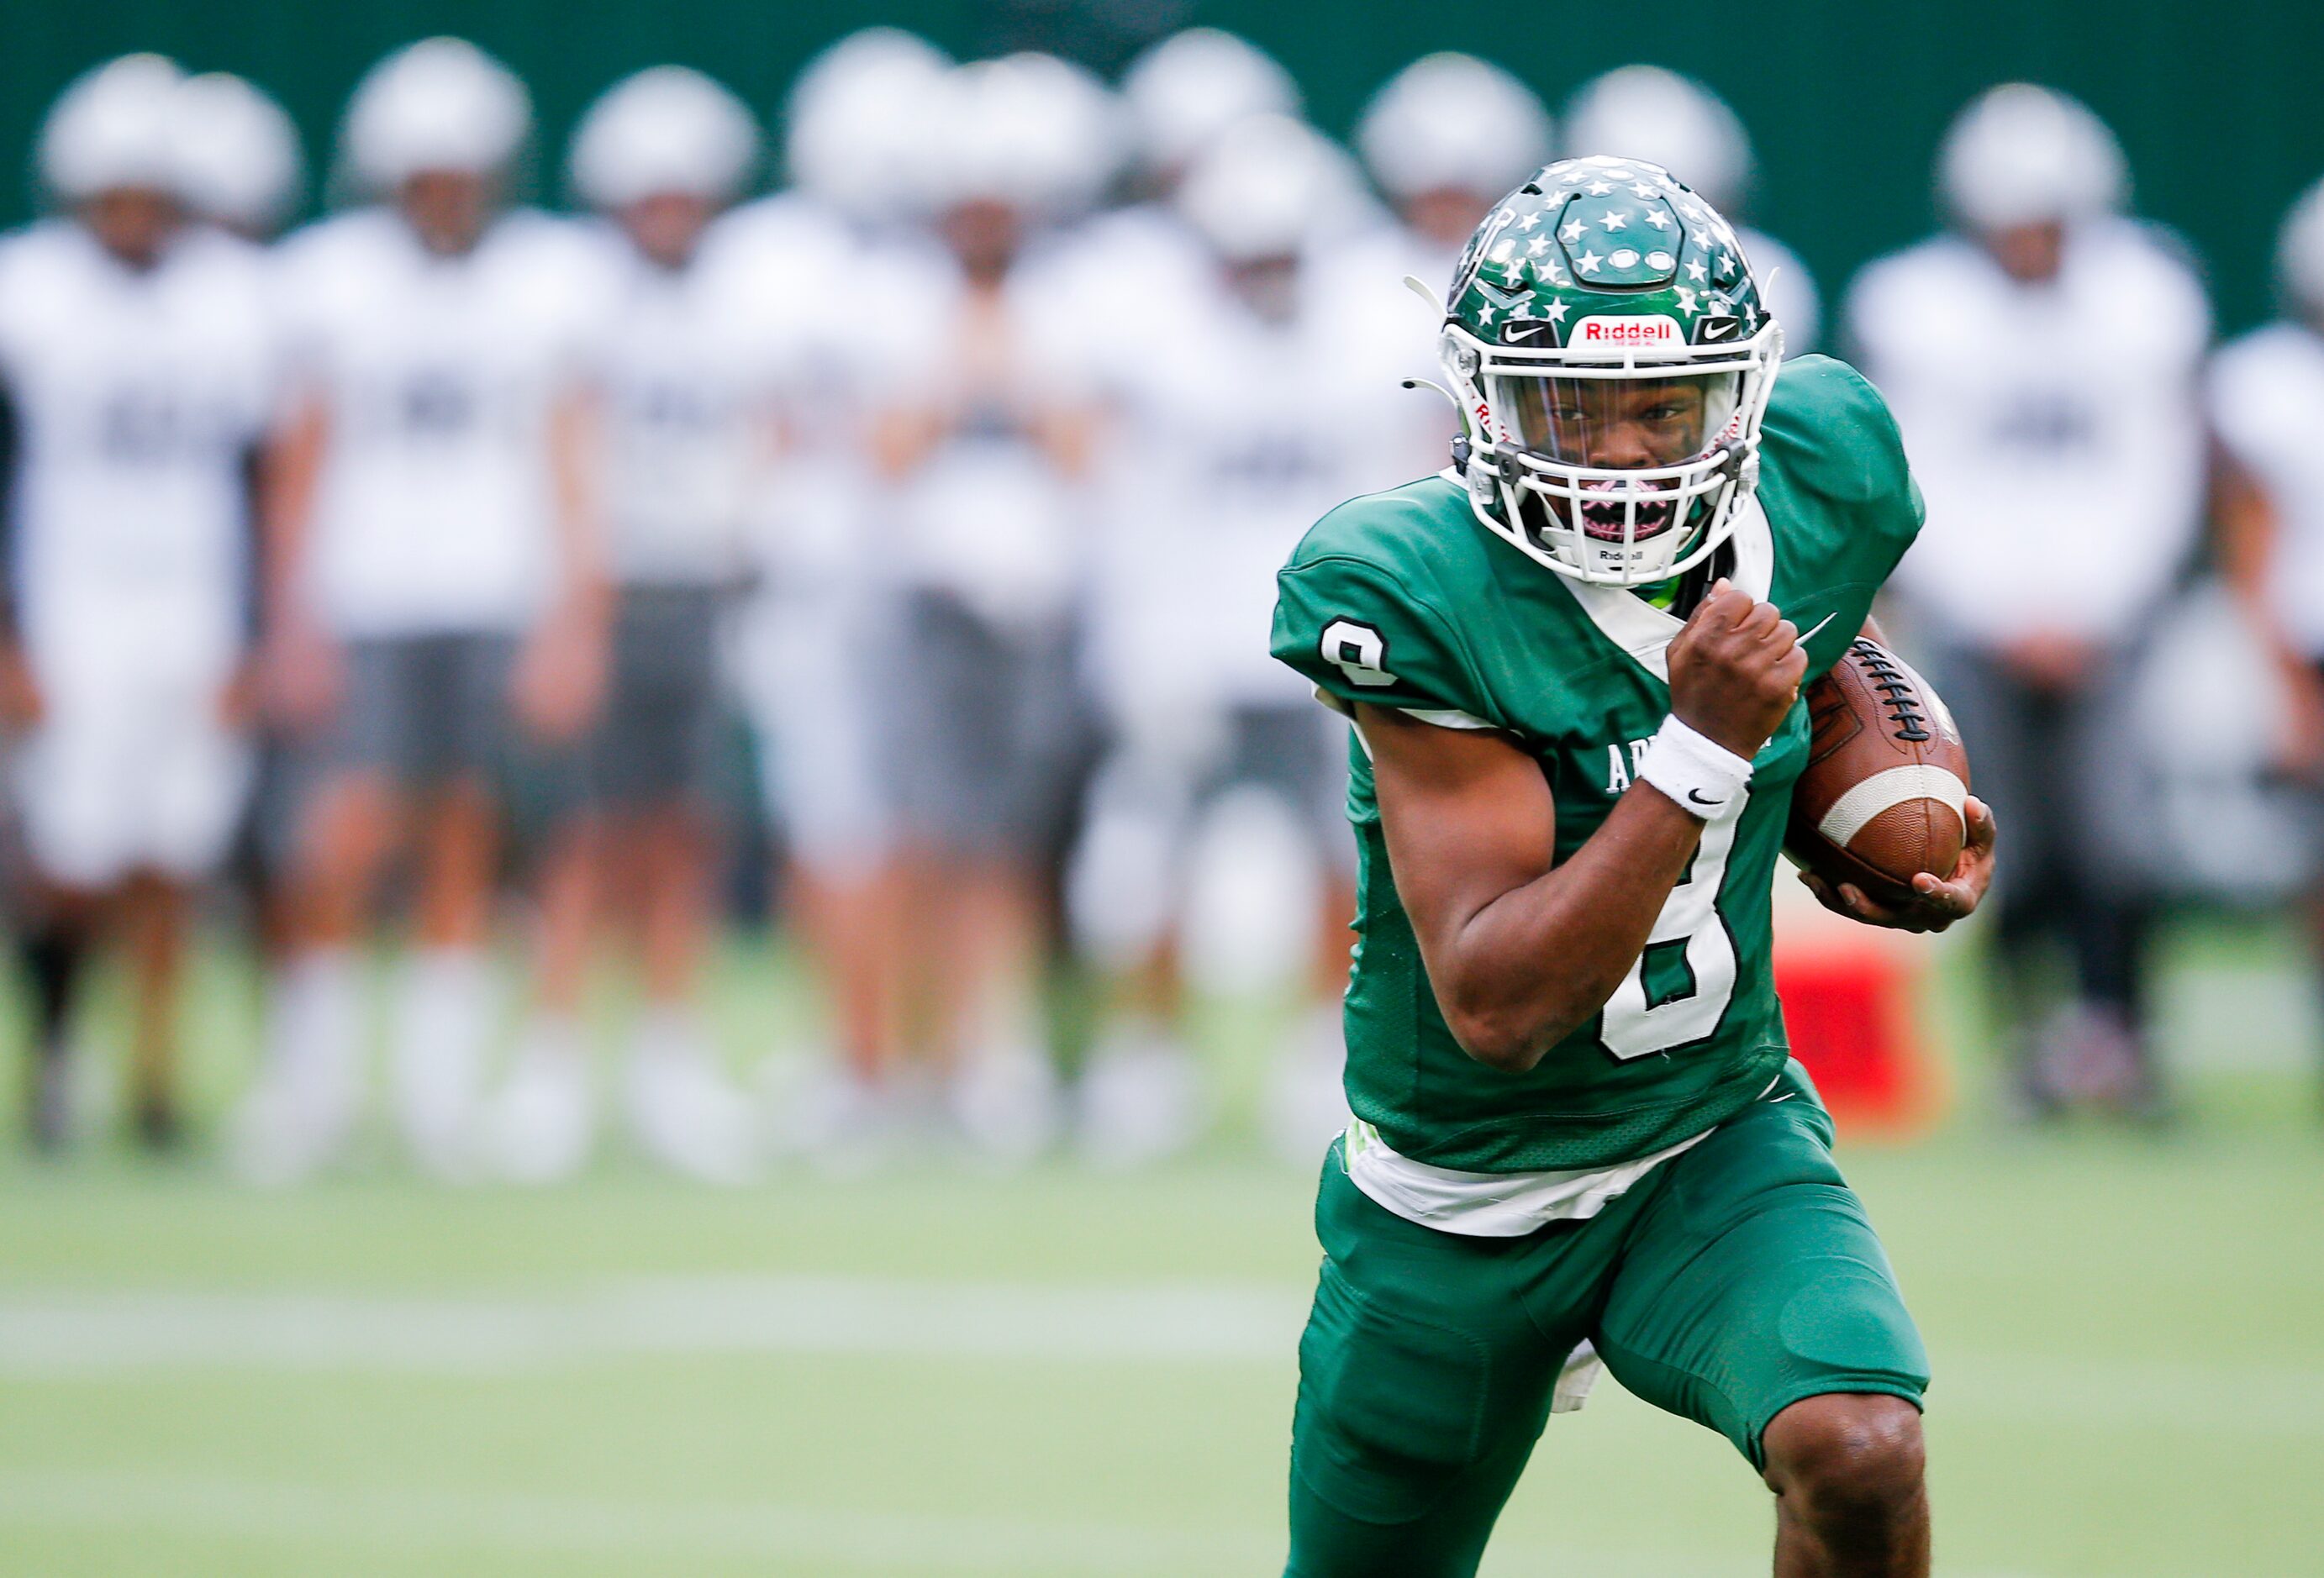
[{"left": 1570, "top": 315, "right": 1684, "bottom": 346}]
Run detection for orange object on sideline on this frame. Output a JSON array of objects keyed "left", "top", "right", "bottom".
[{"left": 1769, "top": 875, "right": 1945, "bottom": 1139}]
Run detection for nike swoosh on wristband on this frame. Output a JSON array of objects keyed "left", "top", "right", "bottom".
[{"left": 1686, "top": 787, "right": 1723, "bottom": 807}]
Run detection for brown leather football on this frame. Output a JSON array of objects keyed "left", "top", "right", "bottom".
[{"left": 1785, "top": 638, "right": 1972, "bottom": 907}]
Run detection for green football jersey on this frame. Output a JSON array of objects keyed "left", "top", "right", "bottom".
[{"left": 1271, "top": 355, "right": 1925, "bottom": 1173}]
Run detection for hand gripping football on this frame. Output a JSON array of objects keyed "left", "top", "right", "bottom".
[{"left": 1785, "top": 638, "right": 1972, "bottom": 907}]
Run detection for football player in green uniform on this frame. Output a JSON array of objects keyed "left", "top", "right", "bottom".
[{"left": 1270, "top": 157, "right": 1996, "bottom": 1577}]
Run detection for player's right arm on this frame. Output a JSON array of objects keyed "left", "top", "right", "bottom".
[{"left": 1363, "top": 583, "right": 1803, "bottom": 1074}]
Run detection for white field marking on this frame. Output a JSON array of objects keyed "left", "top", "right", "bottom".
[
  {"left": 0, "top": 1276, "right": 2321, "bottom": 1443},
  {"left": 0, "top": 1468, "right": 2052, "bottom": 1578},
  {"left": 0, "top": 1276, "right": 1309, "bottom": 1375}
]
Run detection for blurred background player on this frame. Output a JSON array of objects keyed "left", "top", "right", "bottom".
[
  {"left": 233, "top": 39, "right": 609, "bottom": 1181},
  {"left": 1342, "top": 54, "right": 1552, "bottom": 477},
  {"left": 1071, "top": 115, "right": 1383, "bottom": 1166},
  {"left": 2210, "top": 175, "right": 2324, "bottom": 1112},
  {"left": 478, "top": 67, "right": 767, "bottom": 1183},
  {"left": 868, "top": 55, "right": 1117, "bottom": 1164},
  {"left": 0, "top": 55, "right": 274, "bottom": 1149},
  {"left": 1847, "top": 83, "right": 2211, "bottom": 1120},
  {"left": 1561, "top": 64, "right": 1821, "bottom": 352},
  {"left": 721, "top": 29, "right": 946, "bottom": 1162}
]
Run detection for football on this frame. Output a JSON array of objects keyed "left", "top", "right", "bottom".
[{"left": 1785, "top": 638, "right": 1973, "bottom": 907}]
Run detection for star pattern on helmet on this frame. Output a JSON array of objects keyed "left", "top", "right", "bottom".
[{"left": 1447, "top": 157, "right": 1763, "bottom": 355}]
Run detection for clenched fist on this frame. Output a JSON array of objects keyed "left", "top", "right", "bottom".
[{"left": 1666, "top": 580, "right": 1806, "bottom": 760}]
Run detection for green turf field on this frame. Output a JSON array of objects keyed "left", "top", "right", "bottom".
[{"left": 0, "top": 925, "right": 2318, "bottom": 1576}]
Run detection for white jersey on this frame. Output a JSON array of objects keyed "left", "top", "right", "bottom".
[
  {"left": 276, "top": 208, "right": 603, "bottom": 639},
  {"left": 1097, "top": 266, "right": 1389, "bottom": 712},
  {"left": 2210, "top": 322, "right": 2324, "bottom": 659},
  {"left": 870, "top": 239, "right": 1101, "bottom": 631},
  {"left": 1847, "top": 219, "right": 2211, "bottom": 646},
  {"left": 573, "top": 220, "right": 800, "bottom": 589},
  {"left": 0, "top": 222, "right": 276, "bottom": 676}
]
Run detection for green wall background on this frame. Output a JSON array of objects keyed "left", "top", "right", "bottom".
[{"left": 1, "top": 0, "right": 2316, "bottom": 330}]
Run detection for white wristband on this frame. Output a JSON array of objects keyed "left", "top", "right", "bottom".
[{"left": 1636, "top": 713, "right": 1754, "bottom": 818}]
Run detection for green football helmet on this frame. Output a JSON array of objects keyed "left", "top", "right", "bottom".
[{"left": 1438, "top": 155, "right": 1784, "bottom": 586}]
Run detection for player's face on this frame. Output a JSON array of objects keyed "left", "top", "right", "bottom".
[
  {"left": 80, "top": 187, "right": 182, "bottom": 271},
  {"left": 940, "top": 197, "right": 1021, "bottom": 284},
  {"left": 619, "top": 192, "right": 715, "bottom": 270},
  {"left": 1510, "top": 374, "right": 1728, "bottom": 469},
  {"left": 398, "top": 169, "right": 494, "bottom": 255},
  {"left": 1225, "top": 254, "right": 1299, "bottom": 323},
  {"left": 1508, "top": 371, "right": 1739, "bottom": 542},
  {"left": 1982, "top": 219, "right": 2067, "bottom": 284},
  {"left": 1404, "top": 186, "right": 1492, "bottom": 250}
]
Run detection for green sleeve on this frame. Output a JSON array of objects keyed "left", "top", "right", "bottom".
[{"left": 1273, "top": 550, "right": 1492, "bottom": 723}]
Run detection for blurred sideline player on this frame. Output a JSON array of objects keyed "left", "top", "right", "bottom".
[
  {"left": 479, "top": 67, "right": 769, "bottom": 1183},
  {"left": 1341, "top": 55, "right": 1552, "bottom": 480},
  {"left": 719, "top": 29, "right": 946, "bottom": 1159},
  {"left": 1071, "top": 117, "right": 1379, "bottom": 1166},
  {"left": 0, "top": 57, "right": 272, "bottom": 1148},
  {"left": 868, "top": 55, "right": 1116, "bottom": 1162},
  {"left": 1847, "top": 85, "right": 2209, "bottom": 1119},
  {"left": 1563, "top": 65, "right": 1821, "bottom": 352},
  {"left": 234, "top": 39, "right": 609, "bottom": 1181},
  {"left": 2210, "top": 176, "right": 2324, "bottom": 1112},
  {"left": 1067, "top": 29, "right": 1304, "bottom": 327},
  {"left": 171, "top": 71, "right": 309, "bottom": 1033}
]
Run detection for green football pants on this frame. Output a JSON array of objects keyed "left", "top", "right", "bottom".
[{"left": 1283, "top": 1063, "right": 1928, "bottom": 1578}]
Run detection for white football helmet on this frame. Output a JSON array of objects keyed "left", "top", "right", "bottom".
[
  {"left": 1356, "top": 54, "right": 1551, "bottom": 203},
  {"left": 341, "top": 37, "right": 530, "bottom": 190},
  {"left": 38, "top": 54, "right": 184, "bottom": 202},
  {"left": 1120, "top": 29, "right": 1300, "bottom": 180},
  {"left": 571, "top": 66, "right": 758, "bottom": 209},
  {"left": 921, "top": 54, "right": 1125, "bottom": 220},
  {"left": 1177, "top": 113, "right": 1354, "bottom": 265},
  {"left": 783, "top": 29, "right": 951, "bottom": 222},
  {"left": 1939, "top": 83, "right": 2126, "bottom": 233},
  {"left": 172, "top": 72, "right": 303, "bottom": 233},
  {"left": 2277, "top": 176, "right": 2324, "bottom": 323},
  {"left": 1562, "top": 66, "right": 1752, "bottom": 216}
]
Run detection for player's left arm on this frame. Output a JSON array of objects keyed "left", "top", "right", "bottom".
[{"left": 1796, "top": 613, "right": 1995, "bottom": 933}]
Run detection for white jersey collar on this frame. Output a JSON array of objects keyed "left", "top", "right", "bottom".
[{"left": 1554, "top": 493, "right": 1773, "bottom": 684}]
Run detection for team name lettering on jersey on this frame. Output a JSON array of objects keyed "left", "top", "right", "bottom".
[{"left": 1604, "top": 736, "right": 1653, "bottom": 793}]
